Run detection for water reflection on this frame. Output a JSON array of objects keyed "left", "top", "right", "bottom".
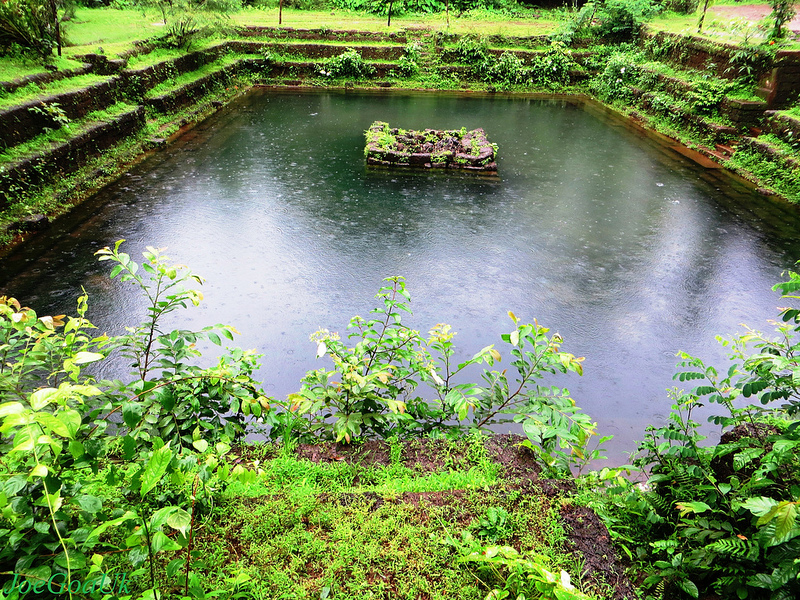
[{"left": 2, "top": 90, "right": 799, "bottom": 462}]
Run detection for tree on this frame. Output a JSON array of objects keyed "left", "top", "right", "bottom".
[{"left": 768, "top": 0, "right": 797, "bottom": 39}]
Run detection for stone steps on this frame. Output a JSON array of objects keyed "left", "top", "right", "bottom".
[
  {"left": 0, "top": 104, "right": 145, "bottom": 208},
  {"left": 143, "top": 57, "right": 246, "bottom": 113},
  {"left": 121, "top": 44, "right": 232, "bottom": 99},
  {"left": 0, "top": 76, "right": 121, "bottom": 148}
]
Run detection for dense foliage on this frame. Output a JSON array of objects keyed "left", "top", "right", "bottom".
[
  {"left": 0, "top": 0, "right": 61, "bottom": 59},
  {"left": 554, "top": 0, "right": 660, "bottom": 45},
  {"left": 329, "top": 0, "right": 520, "bottom": 17},
  {"left": 0, "top": 243, "right": 604, "bottom": 597},
  {"left": 0, "top": 242, "right": 267, "bottom": 599},
  {"left": 589, "top": 266, "right": 800, "bottom": 600}
]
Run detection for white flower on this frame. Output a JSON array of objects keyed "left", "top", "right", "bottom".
[
  {"left": 560, "top": 570, "right": 575, "bottom": 590},
  {"left": 620, "top": 67, "right": 625, "bottom": 74}
]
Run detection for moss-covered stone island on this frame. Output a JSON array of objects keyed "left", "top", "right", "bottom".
[{"left": 365, "top": 121, "right": 498, "bottom": 172}]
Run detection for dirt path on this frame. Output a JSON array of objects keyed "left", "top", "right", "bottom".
[{"left": 709, "top": 3, "right": 800, "bottom": 33}]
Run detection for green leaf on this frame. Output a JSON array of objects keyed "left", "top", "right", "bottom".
[
  {"left": 676, "top": 578, "right": 699, "bottom": 599},
  {"left": 140, "top": 444, "right": 173, "bottom": 498},
  {"left": 4, "top": 475, "right": 27, "bottom": 495},
  {"left": 675, "top": 501, "right": 711, "bottom": 517},
  {"left": 68, "top": 440, "right": 84, "bottom": 459},
  {"left": 35, "top": 412, "right": 70, "bottom": 438},
  {"left": 192, "top": 439, "right": 209, "bottom": 453},
  {"left": 82, "top": 511, "right": 138, "bottom": 549},
  {"left": 0, "top": 402, "right": 25, "bottom": 417},
  {"left": 150, "top": 530, "right": 181, "bottom": 554},
  {"left": 150, "top": 506, "right": 179, "bottom": 530},
  {"left": 772, "top": 503, "right": 798, "bottom": 544},
  {"left": 30, "top": 464, "right": 48, "bottom": 478},
  {"left": 30, "top": 388, "right": 58, "bottom": 411},
  {"left": 73, "top": 352, "right": 105, "bottom": 365},
  {"left": 741, "top": 496, "right": 777, "bottom": 518},
  {"left": 76, "top": 495, "right": 103, "bottom": 515},
  {"left": 167, "top": 557, "right": 185, "bottom": 578},
  {"left": 55, "top": 549, "right": 87, "bottom": 570},
  {"left": 36, "top": 409, "right": 82, "bottom": 439},
  {"left": 167, "top": 508, "right": 192, "bottom": 536},
  {"left": 123, "top": 402, "right": 144, "bottom": 430},
  {"left": 123, "top": 434, "right": 137, "bottom": 461}
]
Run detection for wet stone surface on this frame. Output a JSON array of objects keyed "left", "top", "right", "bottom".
[{"left": 365, "top": 121, "right": 498, "bottom": 172}]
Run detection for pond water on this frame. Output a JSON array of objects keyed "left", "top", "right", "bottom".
[{"left": 2, "top": 89, "right": 800, "bottom": 462}]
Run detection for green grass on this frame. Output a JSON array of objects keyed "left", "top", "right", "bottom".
[
  {"left": 0, "top": 73, "right": 112, "bottom": 109},
  {"left": 0, "top": 55, "right": 85, "bottom": 84},
  {"left": 783, "top": 103, "right": 800, "bottom": 120},
  {"left": 143, "top": 53, "right": 246, "bottom": 98},
  {"left": 727, "top": 143, "right": 800, "bottom": 201},
  {"left": 63, "top": 7, "right": 165, "bottom": 55},
  {"left": 168, "top": 440, "right": 587, "bottom": 600},
  {"left": 232, "top": 7, "right": 559, "bottom": 37},
  {"left": 636, "top": 59, "right": 763, "bottom": 102},
  {"left": 60, "top": 436, "right": 594, "bottom": 600},
  {"left": 649, "top": 7, "right": 800, "bottom": 49}
]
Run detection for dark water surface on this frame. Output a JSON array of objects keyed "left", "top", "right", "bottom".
[{"left": 3, "top": 89, "right": 800, "bottom": 461}]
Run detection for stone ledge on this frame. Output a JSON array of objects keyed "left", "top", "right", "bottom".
[{"left": 365, "top": 121, "right": 497, "bottom": 172}]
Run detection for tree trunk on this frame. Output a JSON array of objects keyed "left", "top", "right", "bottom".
[
  {"left": 697, "top": 0, "right": 712, "bottom": 32},
  {"left": 49, "top": 0, "right": 61, "bottom": 57}
]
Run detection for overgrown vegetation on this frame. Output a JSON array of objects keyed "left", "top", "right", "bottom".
[
  {"left": 317, "top": 47, "right": 375, "bottom": 78},
  {"left": 0, "top": 242, "right": 603, "bottom": 598},
  {"left": 586, "top": 266, "right": 800, "bottom": 600},
  {"left": 0, "top": 0, "right": 66, "bottom": 60},
  {"left": 3, "top": 6, "right": 800, "bottom": 596}
]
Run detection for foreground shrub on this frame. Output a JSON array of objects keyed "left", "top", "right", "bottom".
[
  {"left": 590, "top": 265, "right": 800, "bottom": 600},
  {"left": 0, "top": 242, "right": 267, "bottom": 597},
  {"left": 0, "top": 241, "right": 609, "bottom": 595}
]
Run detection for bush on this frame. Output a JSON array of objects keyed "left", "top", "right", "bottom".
[
  {"left": 591, "top": 52, "right": 640, "bottom": 102},
  {"left": 686, "top": 79, "right": 730, "bottom": 115},
  {"left": 0, "top": 242, "right": 267, "bottom": 597},
  {"left": 593, "top": 0, "right": 660, "bottom": 42},
  {"left": 661, "top": 0, "right": 698, "bottom": 15},
  {"left": 318, "top": 48, "right": 375, "bottom": 79},
  {"left": 590, "top": 266, "right": 800, "bottom": 600},
  {"left": 479, "top": 51, "right": 530, "bottom": 88},
  {"left": 0, "top": 0, "right": 57, "bottom": 58},
  {"left": 530, "top": 41, "right": 575, "bottom": 87},
  {"left": 445, "top": 34, "right": 490, "bottom": 65},
  {"left": 395, "top": 41, "right": 422, "bottom": 77}
]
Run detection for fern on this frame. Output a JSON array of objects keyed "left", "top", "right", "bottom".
[{"left": 706, "top": 537, "right": 760, "bottom": 561}]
